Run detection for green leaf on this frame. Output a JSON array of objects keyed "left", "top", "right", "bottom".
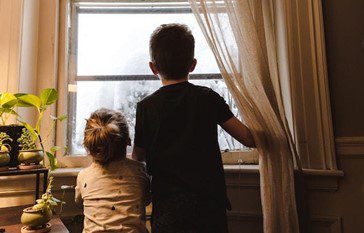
[
  {"left": 2, "top": 143, "right": 12, "bottom": 152},
  {"left": 32, "top": 203, "right": 46, "bottom": 211},
  {"left": 51, "top": 197, "right": 62, "bottom": 203},
  {"left": 48, "top": 200, "right": 58, "bottom": 206},
  {"left": 58, "top": 115, "right": 67, "bottom": 122},
  {"left": 50, "top": 114, "right": 67, "bottom": 122},
  {"left": 58, "top": 115, "right": 68, "bottom": 122},
  {"left": 16, "top": 94, "right": 41, "bottom": 109},
  {"left": 36, "top": 199, "right": 44, "bottom": 204},
  {"left": 0, "top": 93, "right": 17, "bottom": 108},
  {"left": 46, "top": 151, "right": 58, "bottom": 171},
  {"left": 20, "top": 121, "right": 38, "bottom": 142},
  {"left": 50, "top": 146, "right": 67, "bottom": 156},
  {"left": 14, "top": 93, "right": 33, "bottom": 107},
  {"left": 63, "top": 146, "right": 68, "bottom": 155},
  {"left": 0, "top": 108, "right": 19, "bottom": 117},
  {"left": 40, "top": 88, "right": 58, "bottom": 106},
  {"left": 15, "top": 94, "right": 31, "bottom": 107},
  {"left": 50, "top": 146, "right": 63, "bottom": 153}
]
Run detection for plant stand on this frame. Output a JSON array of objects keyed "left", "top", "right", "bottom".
[
  {"left": 0, "top": 167, "right": 48, "bottom": 202},
  {"left": 0, "top": 166, "right": 9, "bottom": 172},
  {"left": 18, "top": 164, "right": 44, "bottom": 170}
]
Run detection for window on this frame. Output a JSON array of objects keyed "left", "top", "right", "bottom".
[{"left": 68, "top": 1, "right": 247, "bottom": 155}]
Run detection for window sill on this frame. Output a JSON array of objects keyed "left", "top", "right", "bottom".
[
  {"left": 50, "top": 166, "right": 261, "bottom": 178},
  {"left": 224, "top": 165, "right": 344, "bottom": 176},
  {"left": 58, "top": 150, "right": 259, "bottom": 169},
  {"left": 51, "top": 167, "right": 83, "bottom": 177},
  {"left": 224, "top": 164, "right": 259, "bottom": 174},
  {"left": 49, "top": 165, "right": 344, "bottom": 178},
  {"left": 221, "top": 150, "right": 259, "bottom": 165}
]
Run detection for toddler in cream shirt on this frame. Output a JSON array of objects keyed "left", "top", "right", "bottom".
[{"left": 75, "top": 109, "right": 150, "bottom": 233}]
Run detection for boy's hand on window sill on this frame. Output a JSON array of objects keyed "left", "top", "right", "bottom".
[{"left": 221, "top": 117, "right": 256, "bottom": 148}]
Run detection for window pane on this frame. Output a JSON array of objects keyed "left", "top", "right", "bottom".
[
  {"left": 70, "top": 8, "right": 246, "bottom": 155},
  {"left": 70, "top": 80, "right": 246, "bottom": 155},
  {"left": 77, "top": 12, "right": 220, "bottom": 76}
]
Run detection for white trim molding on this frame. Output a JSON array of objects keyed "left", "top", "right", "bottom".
[{"left": 335, "top": 137, "right": 364, "bottom": 156}]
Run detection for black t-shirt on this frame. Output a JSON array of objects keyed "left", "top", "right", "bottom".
[{"left": 134, "top": 81, "right": 234, "bottom": 207}]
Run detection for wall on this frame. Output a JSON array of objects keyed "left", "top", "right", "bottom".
[
  {"left": 0, "top": 0, "right": 23, "bottom": 93},
  {"left": 323, "top": 0, "right": 364, "bottom": 231},
  {"left": 323, "top": 0, "right": 364, "bottom": 137}
]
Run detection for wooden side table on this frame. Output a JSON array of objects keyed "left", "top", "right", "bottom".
[
  {"left": 0, "top": 205, "right": 69, "bottom": 232},
  {"left": 0, "top": 167, "right": 49, "bottom": 202},
  {"left": 1, "top": 218, "right": 68, "bottom": 233}
]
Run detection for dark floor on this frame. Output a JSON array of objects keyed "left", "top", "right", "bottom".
[{"left": 62, "top": 215, "right": 84, "bottom": 233}]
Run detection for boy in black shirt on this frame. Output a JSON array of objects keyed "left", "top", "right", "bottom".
[{"left": 133, "top": 24, "right": 255, "bottom": 233}]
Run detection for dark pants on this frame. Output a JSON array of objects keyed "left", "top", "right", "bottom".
[{"left": 151, "top": 193, "right": 229, "bottom": 233}]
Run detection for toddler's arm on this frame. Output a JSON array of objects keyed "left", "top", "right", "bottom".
[
  {"left": 145, "top": 174, "right": 152, "bottom": 206},
  {"left": 132, "top": 146, "right": 146, "bottom": 162},
  {"left": 74, "top": 174, "right": 84, "bottom": 209},
  {"left": 221, "top": 117, "right": 256, "bottom": 148}
]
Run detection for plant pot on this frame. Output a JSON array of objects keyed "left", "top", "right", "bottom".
[
  {"left": 18, "top": 150, "right": 44, "bottom": 165},
  {"left": 0, "top": 124, "right": 25, "bottom": 167},
  {"left": 0, "top": 151, "right": 10, "bottom": 166},
  {"left": 21, "top": 206, "right": 53, "bottom": 227}
]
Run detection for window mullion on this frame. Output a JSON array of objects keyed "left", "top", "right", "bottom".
[{"left": 74, "top": 74, "right": 223, "bottom": 81}]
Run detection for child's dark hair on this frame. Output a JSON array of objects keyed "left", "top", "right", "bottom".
[
  {"left": 150, "top": 23, "right": 195, "bottom": 80},
  {"left": 83, "top": 108, "right": 129, "bottom": 166}
]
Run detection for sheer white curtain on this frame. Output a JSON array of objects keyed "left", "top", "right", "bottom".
[{"left": 189, "top": 0, "right": 301, "bottom": 233}]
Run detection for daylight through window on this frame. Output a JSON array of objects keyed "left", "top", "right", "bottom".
[{"left": 68, "top": 1, "right": 246, "bottom": 155}]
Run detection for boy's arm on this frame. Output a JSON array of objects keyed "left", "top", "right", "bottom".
[
  {"left": 221, "top": 117, "right": 256, "bottom": 148},
  {"left": 211, "top": 90, "right": 256, "bottom": 148}
]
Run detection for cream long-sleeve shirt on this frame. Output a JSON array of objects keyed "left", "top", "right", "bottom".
[{"left": 75, "top": 159, "right": 150, "bottom": 233}]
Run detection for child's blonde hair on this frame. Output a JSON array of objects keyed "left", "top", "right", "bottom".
[{"left": 83, "top": 108, "right": 129, "bottom": 165}]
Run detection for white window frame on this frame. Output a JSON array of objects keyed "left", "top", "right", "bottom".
[
  {"left": 55, "top": 0, "right": 337, "bottom": 170},
  {"left": 56, "top": 0, "right": 251, "bottom": 167}
]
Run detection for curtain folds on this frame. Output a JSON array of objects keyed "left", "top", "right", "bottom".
[{"left": 189, "top": 0, "right": 300, "bottom": 232}]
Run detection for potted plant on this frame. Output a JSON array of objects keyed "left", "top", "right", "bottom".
[
  {"left": 16, "top": 88, "right": 67, "bottom": 170},
  {"left": 17, "top": 128, "right": 44, "bottom": 169},
  {"left": 21, "top": 177, "right": 65, "bottom": 232},
  {"left": 0, "top": 92, "right": 24, "bottom": 167},
  {"left": 0, "top": 132, "right": 12, "bottom": 170}
]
